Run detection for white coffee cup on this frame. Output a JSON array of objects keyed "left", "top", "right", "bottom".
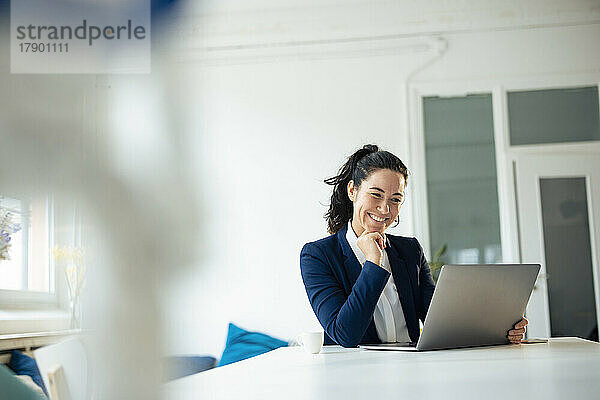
[{"left": 297, "top": 331, "right": 324, "bottom": 354}]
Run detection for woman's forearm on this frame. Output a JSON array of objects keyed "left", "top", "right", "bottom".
[
  {"left": 300, "top": 244, "right": 389, "bottom": 347},
  {"left": 328, "top": 261, "right": 389, "bottom": 346}
]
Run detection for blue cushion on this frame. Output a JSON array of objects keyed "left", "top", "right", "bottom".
[
  {"left": 217, "top": 323, "right": 288, "bottom": 367},
  {"left": 0, "top": 365, "right": 47, "bottom": 400},
  {"left": 8, "top": 350, "right": 48, "bottom": 397}
]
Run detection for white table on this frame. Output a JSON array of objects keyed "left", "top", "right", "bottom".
[{"left": 164, "top": 338, "right": 600, "bottom": 399}]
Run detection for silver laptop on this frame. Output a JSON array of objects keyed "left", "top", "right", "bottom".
[{"left": 359, "top": 264, "right": 540, "bottom": 352}]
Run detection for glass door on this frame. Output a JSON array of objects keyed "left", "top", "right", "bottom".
[
  {"left": 514, "top": 154, "right": 600, "bottom": 340},
  {"left": 422, "top": 94, "right": 503, "bottom": 279}
]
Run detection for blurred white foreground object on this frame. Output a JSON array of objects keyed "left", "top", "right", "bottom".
[{"left": 34, "top": 337, "right": 87, "bottom": 400}]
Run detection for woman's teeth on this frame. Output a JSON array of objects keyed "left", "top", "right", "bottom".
[{"left": 368, "top": 213, "right": 387, "bottom": 223}]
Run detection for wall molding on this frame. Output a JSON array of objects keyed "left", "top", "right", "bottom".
[
  {"left": 165, "top": 35, "right": 445, "bottom": 66},
  {"left": 154, "top": 0, "right": 600, "bottom": 65}
]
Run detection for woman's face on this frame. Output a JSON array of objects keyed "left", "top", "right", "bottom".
[{"left": 347, "top": 169, "right": 406, "bottom": 236}]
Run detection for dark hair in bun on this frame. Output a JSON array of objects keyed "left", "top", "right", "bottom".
[{"left": 324, "top": 144, "right": 409, "bottom": 234}]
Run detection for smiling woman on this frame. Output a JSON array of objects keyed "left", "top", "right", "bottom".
[
  {"left": 323, "top": 144, "right": 408, "bottom": 236},
  {"left": 300, "top": 144, "right": 528, "bottom": 348},
  {"left": 347, "top": 169, "right": 405, "bottom": 236},
  {"left": 300, "top": 144, "right": 434, "bottom": 347}
]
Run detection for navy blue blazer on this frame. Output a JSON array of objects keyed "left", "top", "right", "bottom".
[{"left": 300, "top": 226, "right": 435, "bottom": 347}]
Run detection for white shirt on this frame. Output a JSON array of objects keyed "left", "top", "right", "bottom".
[{"left": 346, "top": 222, "right": 410, "bottom": 343}]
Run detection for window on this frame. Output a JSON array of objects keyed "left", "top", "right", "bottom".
[
  {"left": 539, "top": 177, "right": 597, "bottom": 338},
  {"left": 507, "top": 86, "right": 600, "bottom": 146},
  {"left": 422, "top": 94, "right": 503, "bottom": 268},
  {"left": 0, "top": 195, "right": 54, "bottom": 298}
]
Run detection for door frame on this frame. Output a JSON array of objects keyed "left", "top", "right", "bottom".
[
  {"left": 512, "top": 154, "right": 600, "bottom": 338},
  {"left": 409, "top": 73, "right": 600, "bottom": 257},
  {"left": 408, "top": 74, "right": 600, "bottom": 336}
]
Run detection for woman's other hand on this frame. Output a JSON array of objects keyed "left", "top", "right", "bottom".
[
  {"left": 507, "top": 317, "right": 528, "bottom": 344},
  {"left": 356, "top": 231, "right": 389, "bottom": 272}
]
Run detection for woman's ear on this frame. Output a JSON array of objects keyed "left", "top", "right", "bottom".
[{"left": 347, "top": 180, "right": 355, "bottom": 202}]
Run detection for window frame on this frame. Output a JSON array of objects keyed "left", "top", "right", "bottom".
[
  {"left": 0, "top": 195, "right": 61, "bottom": 311},
  {"left": 506, "top": 86, "right": 600, "bottom": 147},
  {"left": 408, "top": 74, "right": 600, "bottom": 262},
  {"left": 420, "top": 92, "right": 503, "bottom": 265}
]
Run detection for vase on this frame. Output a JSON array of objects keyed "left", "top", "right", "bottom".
[{"left": 69, "top": 297, "right": 81, "bottom": 330}]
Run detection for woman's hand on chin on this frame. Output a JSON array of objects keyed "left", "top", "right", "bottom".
[{"left": 356, "top": 231, "right": 389, "bottom": 272}]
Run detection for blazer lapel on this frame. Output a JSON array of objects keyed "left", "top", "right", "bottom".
[
  {"left": 386, "top": 239, "right": 419, "bottom": 340},
  {"left": 336, "top": 227, "right": 362, "bottom": 286},
  {"left": 336, "top": 226, "right": 382, "bottom": 344}
]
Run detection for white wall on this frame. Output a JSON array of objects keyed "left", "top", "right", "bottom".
[
  {"left": 415, "top": 24, "right": 600, "bottom": 82},
  {"left": 161, "top": 53, "right": 422, "bottom": 356},
  {"left": 158, "top": 2, "right": 600, "bottom": 358}
]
